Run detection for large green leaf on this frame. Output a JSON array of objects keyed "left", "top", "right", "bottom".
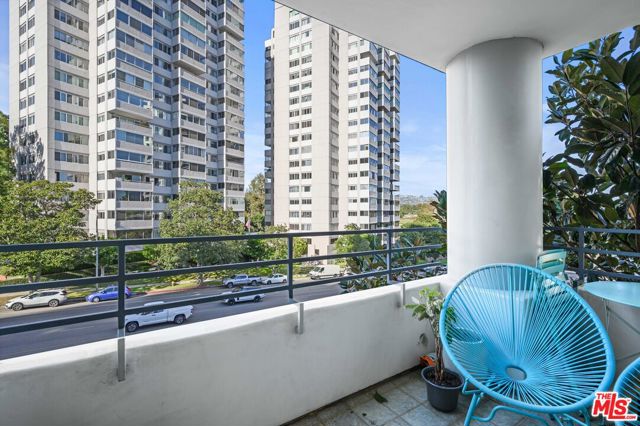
[
  {"left": 600, "top": 56, "right": 625, "bottom": 83},
  {"left": 623, "top": 52, "right": 640, "bottom": 88},
  {"left": 630, "top": 25, "right": 640, "bottom": 51}
]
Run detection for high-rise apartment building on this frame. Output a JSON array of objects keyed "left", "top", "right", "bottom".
[
  {"left": 9, "top": 0, "right": 245, "bottom": 238},
  {"left": 264, "top": 5, "right": 400, "bottom": 255}
]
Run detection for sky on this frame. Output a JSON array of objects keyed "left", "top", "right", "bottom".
[
  {"left": 0, "top": 2, "right": 8, "bottom": 116},
  {"left": 0, "top": 1, "right": 633, "bottom": 197}
]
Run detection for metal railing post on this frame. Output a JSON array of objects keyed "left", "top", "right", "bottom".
[
  {"left": 295, "top": 302, "right": 304, "bottom": 334},
  {"left": 287, "top": 235, "right": 294, "bottom": 301},
  {"left": 386, "top": 229, "right": 393, "bottom": 285},
  {"left": 577, "top": 227, "right": 585, "bottom": 283},
  {"left": 117, "top": 243, "right": 126, "bottom": 381},
  {"left": 398, "top": 282, "right": 406, "bottom": 308}
]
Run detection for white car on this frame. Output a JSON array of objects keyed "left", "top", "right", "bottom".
[
  {"left": 5, "top": 289, "right": 68, "bottom": 311},
  {"left": 261, "top": 274, "right": 288, "bottom": 285},
  {"left": 124, "top": 301, "right": 193, "bottom": 332},
  {"left": 222, "top": 287, "right": 265, "bottom": 305}
]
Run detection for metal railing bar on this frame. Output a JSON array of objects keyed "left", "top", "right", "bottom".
[
  {"left": 292, "top": 262, "right": 442, "bottom": 290},
  {"left": 389, "top": 244, "right": 443, "bottom": 254},
  {"left": 546, "top": 244, "right": 578, "bottom": 252},
  {"left": 391, "top": 262, "right": 444, "bottom": 274},
  {"left": 292, "top": 269, "right": 390, "bottom": 289},
  {"left": 122, "top": 284, "right": 291, "bottom": 315},
  {"left": 546, "top": 245, "right": 640, "bottom": 260},
  {"left": 583, "top": 248, "right": 640, "bottom": 258},
  {"left": 0, "top": 276, "right": 116, "bottom": 295},
  {"left": 0, "top": 227, "right": 445, "bottom": 253},
  {"left": 544, "top": 226, "right": 640, "bottom": 235},
  {"left": 291, "top": 248, "right": 388, "bottom": 263},
  {"left": 0, "top": 311, "right": 117, "bottom": 336},
  {"left": 0, "top": 227, "right": 446, "bottom": 340},
  {"left": 126, "top": 258, "right": 289, "bottom": 281},
  {"left": 582, "top": 269, "right": 640, "bottom": 282},
  {"left": 289, "top": 244, "right": 443, "bottom": 264}
]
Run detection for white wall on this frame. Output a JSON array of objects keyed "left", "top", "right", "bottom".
[
  {"left": 0, "top": 279, "right": 440, "bottom": 426},
  {"left": 445, "top": 37, "right": 543, "bottom": 291}
]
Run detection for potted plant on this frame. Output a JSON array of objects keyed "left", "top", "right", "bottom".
[{"left": 406, "top": 288, "right": 463, "bottom": 412}]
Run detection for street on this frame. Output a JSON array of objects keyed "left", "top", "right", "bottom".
[{"left": 0, "top": 280, "right": 344, "bottom": 360}]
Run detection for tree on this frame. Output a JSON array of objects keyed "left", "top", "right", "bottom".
[
  {"left": 400, "top": 202, "right": 439, "bottom": 228},
  {"left": 335, "top": 224, "right": 386, "bottom": 292},
  {"left": 544, "top": 27, "right": 640, "bottom": 275},
  {"left": 0, "top": 181, "right": 99, "bottom": 282},
  {"left": 245, "top": 173, "right": 265, "bottom": 231},
  {"left": 10, "top": 125, "right": 44, "bottom": 182},
  {"left": 96, "top": 243, "right": 118, "bottom": 277},
  {"left": 429, "top": 190, "right": 447, "bottom": 230},
  {"left": 334, "top": 224, "right": 373, "bottom": 260},
  {"left": 0, "top": 112, "right": 14, "bottom": 196},
  {"left": 263, "top": 225, "right": 308, "bottom": 260},
  {"left": 157, "top": 182, "right": 244, "bottom": 285}
]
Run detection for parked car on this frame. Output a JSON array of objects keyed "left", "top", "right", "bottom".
[
  {"left": 5, "top": 289, "right": 68, "bottom": 311},
  {"left": 124, "top": 301, "right": 193, "bottom": 332},
  {"left": 86, "top": 286, "right": 132, "bottom": 303},
  {"left": 309, "top": 264, "right": 342, "bottom": 279},
  {"left": 221, "top": 287, "right": 265, "bottom": 305},
  {"left": 261, "top": 274, "right": 287, "bottom": 285},
  {"left": 222, "top": 274, "right": 261, "bottom": 288}
]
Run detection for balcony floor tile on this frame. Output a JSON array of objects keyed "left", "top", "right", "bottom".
[
  {"left": 286, "top": 369, "right": 573, "bottom": 426},
  {"left": 352, "top": 397, "right": 397, "bottom": 424}
]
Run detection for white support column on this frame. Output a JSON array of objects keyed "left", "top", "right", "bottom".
[{"left": 445, "top": 38, "right": 543, "bottom": 291}]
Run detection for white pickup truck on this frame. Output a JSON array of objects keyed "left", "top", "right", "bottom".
[
  {"left": 125, "top": 301, "right": 193, "bottom": 332},
  {"left": 221, "top": 287, "right": 265, "bottom": 305},
  {"left": 222, "top": 274, "right": 261, "bottom": 288}
]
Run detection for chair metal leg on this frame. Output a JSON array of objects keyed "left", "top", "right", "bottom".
[{"left": 464, "top": 392, "right": 483, "bottom": 426}]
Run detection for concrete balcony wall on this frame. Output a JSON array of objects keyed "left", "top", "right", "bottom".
[
  {"left": 0, "top": 278, "right": 440, "bottom": 426},
  {"left": 580, "top": 289, "right": 640, "bottom": 375}
]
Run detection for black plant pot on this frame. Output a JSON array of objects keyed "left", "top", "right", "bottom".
[{"left": 421, "top": 367, "right": 463, "bottom": 413}]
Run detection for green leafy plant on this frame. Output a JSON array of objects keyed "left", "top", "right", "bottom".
[
  {"left": 0, "top": 180, "right": 99, "bottom": 282},
  {"left": 157, "top": 181, "right": 244, "bottom": 286},
  {"left": 406, "top": 288, "right": 449, "bottom": 383},
  {"left": 544, "top": 27, "right": 640, "bottom": 275},
  {"left": 245, "top": 173, "right": 265, "bottom": 232}
]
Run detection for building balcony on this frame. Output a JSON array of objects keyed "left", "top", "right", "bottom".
[
  {"left": 220, "top": 17, "right": 245, "bottom": 39},
  {"left": 0, "top": 222, "right": 639, "bottom": 424},
  {"left": 108, "top": 99, "right": 152, "bottom": 122},
  {"left": 108, "top": 159, "right": 153, "bottom": 175},
  {"left": 115, "top": 219, "right": 153, "bottom": 230},
  {"left": 172, "top": 51, "right": 206, "bottom": 76},
  {"left": 111, "top": 179, "right": 153, "bottom": 192},
  {"left": 115, "top": 200, "right": 152, "bottom": 210}
]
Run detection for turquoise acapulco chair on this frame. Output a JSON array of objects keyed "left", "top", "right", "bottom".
[
  {"left": 537, "top": 249, "right": 579, "bottom": 285},
  {"left": 440, "top": 264, "right": 615, "bottom": 425},
  {"left": 613, "top": 356, "right": 640, "bottom": 426}
]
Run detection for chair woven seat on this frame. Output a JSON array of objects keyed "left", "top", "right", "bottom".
[
  {"left": 440, "top": 264, "right": 615, "bottom": 425},
  {"left": 613, "top": 356, "right": 640, "bottom": 426}
]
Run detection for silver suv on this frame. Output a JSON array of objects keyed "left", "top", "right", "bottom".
[{"left": 4, "top": 289, "right": 68, "bottom": 311}]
